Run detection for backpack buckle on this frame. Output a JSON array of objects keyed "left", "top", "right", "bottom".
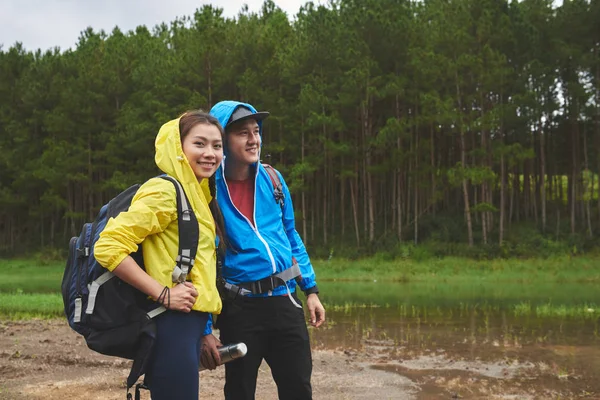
[
  {"left": 76, "top": 246, "right": 90, "bottom": 258},
  {"left": 172, "top": 266, "right": 186, "bottom": 283},
  {"left": 176, "top": 254, "right": 194, "bottom": 268},
  {"left": 273, "top": 187, "right": 285, "bottom": 208}
]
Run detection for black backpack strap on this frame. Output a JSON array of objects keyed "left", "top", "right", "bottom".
[
  {"left": 160, "top": 175, "right": 199, "bottom": 283},
  {"left": 126, "top": 383, "right": 148, "bottom": 400},
  {"left": 262, "top": 164, "right": 285, "bottom": 209}
]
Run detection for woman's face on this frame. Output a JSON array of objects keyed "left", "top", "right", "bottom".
[{"left": 181, "top": 123, "right": 223, "bottom": 181}]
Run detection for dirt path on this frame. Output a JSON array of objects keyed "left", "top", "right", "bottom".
[{"left": 0, "top": 320, "right": 595, "bottom": 399}]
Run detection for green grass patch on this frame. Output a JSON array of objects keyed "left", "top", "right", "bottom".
[
  {"left": 313, "top": 255, "right": 600, "bottom": 283},
  {"left": 513, "top": 301, "right": 600, "bottom": 319},
  {"left": 2, "top": 256, "right": 600, "bottom": 320},
  {"left": 0, "top": 292, "right": 63, "bottom": 319},
  {"left": 0, "top": 259, "right": 65, "bottom": 320},
  {"left": 0, "top": 259, "right": 64, "bottom": 293},
  {"left": 318, "top": 280, "right": 600, "bottom": 309},
  {"left": 3, "top": 254, "right": 600, "bottom": 292}
]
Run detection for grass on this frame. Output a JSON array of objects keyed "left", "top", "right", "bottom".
[
  {"left": 0, "top": 259, "right": 64, "bottom": 293},
  {"left": 313, "top": 255, "right": 600, "bottom": 283},
  {"left": 513, "top": 301, "right": 600, "bottom": 319},
  {"left": 2, "top": 256, "right": 600, "bottom": 319},
  {"left": 0, "top": 292, "right": 64, "bottom": 319},
  {"left": 0, "top": 259, "right": 66, "bottom": 319}
]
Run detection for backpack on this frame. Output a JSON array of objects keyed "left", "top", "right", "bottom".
[
  {"left": 262, "top": 163, "right": 285, "bottom": 209},
  {"left": 61, "top": 175, "right": 199, "bottom": 394}
]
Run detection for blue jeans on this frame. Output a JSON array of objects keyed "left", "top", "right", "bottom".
[{"left": 145, "top": 310, "right": 208, "bottom": 400}]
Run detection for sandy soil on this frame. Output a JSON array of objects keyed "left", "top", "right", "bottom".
[{"left": 0, "top": 320, "right": 597, "bottom": 399}]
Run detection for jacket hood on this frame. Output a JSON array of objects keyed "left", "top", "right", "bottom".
[
  {"left": 209, "top": 100, "right": 265, "bottom": 158},
  {"left": 154, "top": 117, "right": 213, "bottom": 204}
]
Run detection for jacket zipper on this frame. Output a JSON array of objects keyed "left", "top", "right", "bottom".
[{"left": 222, "top": 162, "right": 277, "bottom": 275}]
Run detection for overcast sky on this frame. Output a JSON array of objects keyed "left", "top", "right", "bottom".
[{"left": 1, "top": 0, "right": 322, "bottom": 53}]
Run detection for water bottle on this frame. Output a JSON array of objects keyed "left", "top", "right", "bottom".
[{"left": 200, "top": 342, "right": 247, "bottom": 370}]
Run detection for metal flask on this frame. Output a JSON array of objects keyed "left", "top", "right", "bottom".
[{"left": 200, "top": 342, "right": 247, "bottom": 371}]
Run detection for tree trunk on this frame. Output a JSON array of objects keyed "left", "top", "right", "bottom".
[
  {"left": 322, "top": 108, "right": 328, "bottom": 245},
  {"left": 596, "top": 49, "right": 600, "bottom": 230},
  {"left": 570, "top": 110, "right": 577, "bottom": 235},
  {"left": 364, "top": 92, "right": 375, "bottom": 243},
  {"left": 311, "top": 175, "right": 316, "bottom": 243},
  {"left": 360, "top": 106, "right": 368, "bottom": 241},
  {"left": 430, "top": 123, "right": 436, "bottom": 216},
  {"left": 540, "top": 119, "right": 547, "bottom": 233},
  {"left": 87, "top": 132, "right": 94, "bottom": 221},
  {"left": 480, "top": 95, "right": 487, "bottom": 245},
  {"left": 397, "top": 164, "right": 403, "bottom": 241},
  {"left": 414, "top": 104, "right": 419, "bottom": 245},
  {"left": 341, "top": 163, "right": 346, "bottom": 238},
  {"left": 482, "top": 185, "right": 487, "bottom": 245},
  {"left": 499, "top": 87, "right": 506, "bottom": 245},
  {"left": 455, "top": 72, "right": 473, "bottom": 246},
  {"left": 207, "top": 56, "right": 212, "bottom": 107},
  {"left": 301, "top": 120, "right": 307, "bottom": 240},
  {"left": 350, "top": 177, "right": 360, "bottom": 247},
  {"left": 406, "top": 127, "right": 412, "bottom": 230},
  {"left": 582, "top": 124, "right": 592, "bottom": 237},
  {"left": 499, "top": 148, "right": 506, "bottom": 245},
  {"left": 396, "top": 94, "right": 403, "bottom": 241},
  {"left": 523, "top": 165, "right": 530, "bottom": 220}
]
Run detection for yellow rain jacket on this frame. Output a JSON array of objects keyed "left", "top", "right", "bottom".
[{"left": 94, "top": 118, "right": 222, "bottom": 314}]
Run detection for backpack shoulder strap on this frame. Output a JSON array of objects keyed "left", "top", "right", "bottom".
[
  {"left": 262, "top": 163, "right": 285, "bottom": 209},
  {"left": 159, "top": 175, "right": 199, "bottom": 283}
]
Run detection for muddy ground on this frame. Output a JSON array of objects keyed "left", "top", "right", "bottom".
[{"left": 0, "top": 319, "right": 597, "bottom": 399}]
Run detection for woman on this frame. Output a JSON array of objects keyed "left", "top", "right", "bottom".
[{"left": 94, "top": 110, "right": 225, "bottom": 399}]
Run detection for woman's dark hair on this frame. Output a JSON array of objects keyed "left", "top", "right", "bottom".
[{"left": 179, "top": 110, "right": 228, "bottom": 253}]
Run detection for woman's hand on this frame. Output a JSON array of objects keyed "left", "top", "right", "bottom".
[
  {"left": 111, "top": 256, "right": 198, "bottom": 312},
  {"left": 166, "top": 282, "right": 198, "bottom": 312}
]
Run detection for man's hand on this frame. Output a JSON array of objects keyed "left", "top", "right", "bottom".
[
  {"left": 306, "top": 293, "right": 325, "bottom": 328},
  {"left": 200, "top": 334, "right": 222, "bottom": 370}
]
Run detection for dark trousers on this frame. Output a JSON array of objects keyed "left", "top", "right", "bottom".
[
  {"left": 145, "top": 310, "right": 208, "bottom": 400},
  {"left": 218, "top": 293, "right": 313, "bottom": 400}
]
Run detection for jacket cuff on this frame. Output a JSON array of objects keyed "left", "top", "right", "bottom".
[
  {"left": 303, "top": 285, "right": 319, "bottom": 296},
  {"left": 202, "top": 314, "right": 213, "bottom": 336}
]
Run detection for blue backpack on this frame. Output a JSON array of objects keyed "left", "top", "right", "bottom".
[{"left": 61, "top": 175, "right": 199, "bottom": 394}]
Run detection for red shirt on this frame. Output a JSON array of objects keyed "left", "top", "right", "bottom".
[{"left": 227, "top": 177, "right": 255, "bottom": 227}]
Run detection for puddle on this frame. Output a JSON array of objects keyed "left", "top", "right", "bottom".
[{"left": 310, "top": 281, "right": 600, "bottom": 398}]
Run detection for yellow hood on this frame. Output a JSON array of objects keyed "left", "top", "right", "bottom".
[{"left": 155, "top": 117, "right": 213, "bottom": 207}]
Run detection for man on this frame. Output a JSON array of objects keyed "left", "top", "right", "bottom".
[{"left": 201, "top": 100, "right": 325, "bottom": 400}]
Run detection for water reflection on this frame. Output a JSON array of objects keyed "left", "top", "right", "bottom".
[
  {"left": 309, "top": 281, "right": 600, "bottom": 395},
  {"left": 311, "top": 303, "right": 600, "bottom": 354}
]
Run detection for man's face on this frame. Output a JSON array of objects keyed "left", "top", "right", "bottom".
[{"left": 225, "top": 119, "right": 261, "bottom": 166}]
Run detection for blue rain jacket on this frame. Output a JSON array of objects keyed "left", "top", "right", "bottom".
[
  {"left": 210, "top": 101, "right": 317, "bottom": 295},
  {"left": 203, "top": 101, "right": 318, "bottom": 335}
]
